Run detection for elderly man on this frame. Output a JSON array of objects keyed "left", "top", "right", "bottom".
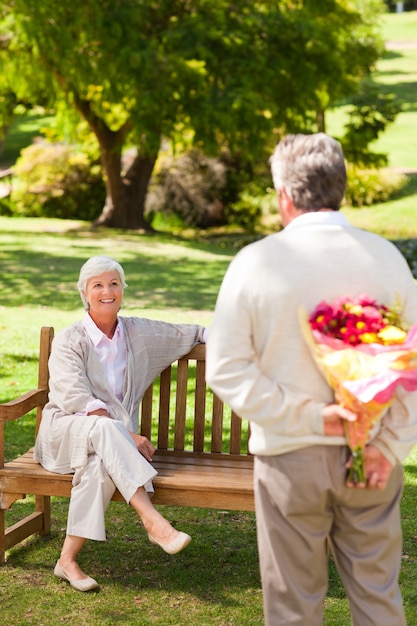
[{"left": 206, "top": 133, "right": 417, "bottom": 625}]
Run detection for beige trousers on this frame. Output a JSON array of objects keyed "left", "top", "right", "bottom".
[
  {"left": 254, "top": 445, "right": 405, "bottom": 626},
  {"left": 67, "top": 418, "right": 157, "bottom": 541}
]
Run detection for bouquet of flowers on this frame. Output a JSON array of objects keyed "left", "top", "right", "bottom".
[{"left": 299, "top": 294, "right": 417, "bottom": 484}]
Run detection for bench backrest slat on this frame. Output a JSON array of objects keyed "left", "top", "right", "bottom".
[
  {"left": 193, "top": 360, "right": 207, "bottom": 452},
  {"left": 211, "top": 395, "right": 224, "bottom": 453},
  {"left": 140, "top": 383, "right": 153, "bottom": 439},
  {"left": 35, "top": 327, "right": 54, "bottom": 437},
  {"left": 26, "top": 328, "right": 251, "bottom": 458},
  {"left": 174, "top": 359, "right": 188, "bottom": 450},
  {"left": 230, "top": 411, "right": 243, "bottom": 454},
  {"left": 157, "top": 366, "right": 171, "bottom": 450}
]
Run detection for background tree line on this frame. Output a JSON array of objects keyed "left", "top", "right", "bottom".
[{"left": 0, "top": 0, "right": 402, "bottom": 231}]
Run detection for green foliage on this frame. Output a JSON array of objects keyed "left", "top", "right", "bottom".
[
  {"left": 392, "top": 239, "right": 417, "bottom": 278},
  {"left": 341, "top": 84, "right": 401, "bottom": 167},
  {"left": 225, "top": 189, "right": 263, "bottom": 232},
  {"left": 345, "top": 165, "right": 407, "bottom": 207},
  {"left": 1, "top": 0, "right": 387, "bottom": 228},
  {"left": 11, "top": 142, "right": 105, "bottom": 220},
  {"left": 225, "top": 181, "right": 277, "bottom": 232}
]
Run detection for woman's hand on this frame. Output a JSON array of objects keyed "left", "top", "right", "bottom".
[
  {"left": 322, "top": 403, "right": 356, "bottom": 436},
  {"left": 130, "top": 433, "right": 156, "bottom": 462},
  {"left": 87, "top": 408, "right": 113, "bottom": 418}
]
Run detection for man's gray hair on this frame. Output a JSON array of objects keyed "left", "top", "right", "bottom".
[
  {"left": 270, "top": 133, "right": 347, "bottom": 211},
  {"left": 77, "top": 255, "right": 127, "bottom": 310}
]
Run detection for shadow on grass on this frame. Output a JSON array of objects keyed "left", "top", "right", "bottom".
[
  {"left": 4, "top": 501, "right": 263, "bottom": 623},
  {"left": 8, "top": 486, "right": 415, "bottom": 623},
  {"left": 392, "top": 172, "right": 417, "bottom": 199},
  {"left": 4, "top": 499, "right": 347, "bottom": 619},
  {"left": 0, "top": 235, "right": 231, "bottom": 311},
  {"left": 0, "top": 353, "right": 39, "bottom": 378}
]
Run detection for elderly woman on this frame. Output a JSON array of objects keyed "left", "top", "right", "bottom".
[{"left": 34, "top": 255, "right": 207, "bottom": 592}]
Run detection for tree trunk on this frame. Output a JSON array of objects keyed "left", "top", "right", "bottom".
[
  {"left": 72, "top": 94, "right": 157, "bottom": 231},
  {"left": 94, "top": 141, "right": 157, "bottom": 231},
  {"left": 94, "top": 145, "right": 158, "bottom": 230},
  {"left": 0, "top": 122, "right": 12, "bottom": 160},
  {"left": 317, "top": 109, "right": 326, "bottom": 133}
]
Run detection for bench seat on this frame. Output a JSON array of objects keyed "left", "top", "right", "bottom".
[{"left": 1, "top": 448, "right": 254, "bottom": 511}]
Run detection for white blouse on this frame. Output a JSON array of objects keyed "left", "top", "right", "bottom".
[{"left": 82, "top": 313, "right": 127, "bottom": 416}]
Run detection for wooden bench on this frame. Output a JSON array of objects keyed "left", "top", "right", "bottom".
[{"left": 0, "top": 326, "right": 254, "bottom": 564}]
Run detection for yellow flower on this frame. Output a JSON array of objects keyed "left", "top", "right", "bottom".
[
  {"left": 358, "top": 332, "right": 379, "bottom": 344},
  {"left": 377, "top": 325, "right": 407, "bottom": 345},
  {"left": 348, "top": 305, "right": 363, "bottom": 315}
]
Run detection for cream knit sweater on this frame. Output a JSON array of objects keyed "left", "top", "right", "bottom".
[{"left": 206, "top": 212, "right": 417, "bottom": 466}]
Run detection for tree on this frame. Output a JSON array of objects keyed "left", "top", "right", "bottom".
[
  {"left": 3, "top": 0, "right": 384, "bottom": 229},
  {"left": 0, "top": 19, "right": 20, "bottom": 159}
]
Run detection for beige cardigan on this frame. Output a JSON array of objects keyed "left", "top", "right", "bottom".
[{"left": 34, "top": 317, "right": 204, "bottom": 473}]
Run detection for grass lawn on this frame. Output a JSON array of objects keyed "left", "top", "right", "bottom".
[
  {"left": 326, "top": 12, "right": 417, "bottom": 171},
  {"left": 0, "top": 108, "right": 55, "bottom": 168},
  {"left": 380, "top": 9, "right": 417, "bottom": 42},
  {"left": 1, "top": 217, "right": 417, "bottom": 625}
]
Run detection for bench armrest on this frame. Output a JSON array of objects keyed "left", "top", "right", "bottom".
[{"left": 0, "top": 388, "right": 49, "bottom": 423}]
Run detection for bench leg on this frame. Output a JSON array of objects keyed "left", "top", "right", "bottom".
[
  {"left": 36, "top": 495, "right": 51, "bottom": 536},
  {"left": 0, "top": 508, "right": 5, "bottom": 565},
  {"left": 0, "top": 495, "right": 51, "bottom": 564}
]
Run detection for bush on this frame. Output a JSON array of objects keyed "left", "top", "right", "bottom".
[
  {"left": 11, "top": 141, "right": 105, "bottom": 220},
  {"left": 392, "top": 239, "right": 417, "bottom": 279},
  {"left": 146, "top": 149, "right": 228, "bottom": 228},
  {"left": 147, "top": 149, "right": 271, "bottom": 231},
  {"left": 345, "top": 166, "right": 407, "bottom": 207},
  {"left": 225, "top": 182, "right": 276, "bottom": 231}
]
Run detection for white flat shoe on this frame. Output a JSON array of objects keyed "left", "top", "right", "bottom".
[
  {"left": 54, "top": 560, "right": 99, "bottom": 592},
  {"left": 148, "top": 531, "right": 192, "bottom": 555}
]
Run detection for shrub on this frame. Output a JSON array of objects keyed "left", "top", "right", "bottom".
[
  {"left": 392, "top": 239, "right": 417, "bottom": 279},
  {"left": 225, "top": 182, "right": 276, "bottom": 231},
  {"left": 147, "top": 149, "right": 270, "bottom": 231},
  {"left": 345, "top": 165, "right": 407, "bottom": 207},
  {"left": 146, "top": 149, "right": 228, "bottom": 228},
  {"left": 12, "top": 141, "right": 105, "bottom": 220}
]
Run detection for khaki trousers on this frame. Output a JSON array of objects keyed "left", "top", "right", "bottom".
[
  {"left": 67, "top": 418, "right": 157, "bottom": 541},
  {"left": 254, "top": 445, "right": 405, "bottom": 626}
]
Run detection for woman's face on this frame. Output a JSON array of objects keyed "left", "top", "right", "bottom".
[{"left": 84, "top": 271, "right": 123, "bottom": 320}]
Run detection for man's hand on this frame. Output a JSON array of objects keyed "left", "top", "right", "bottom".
[
  {"left": 322, "top": 403, "right": 356, "bottom": 436},
  {"left": 346, "top": 443, "right": 393, "bottom": 490},
  {"left": 129, "top": 433, "right": 155, "bottom": 462}
]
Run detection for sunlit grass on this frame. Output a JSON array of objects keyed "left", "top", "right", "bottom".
[{"left": 380, "top": 10, "right": 417, "bottom": 41}]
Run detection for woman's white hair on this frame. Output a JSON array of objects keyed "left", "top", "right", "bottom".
[{"left": 77, "top": 255, "right": 127, "bottom": 310}]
